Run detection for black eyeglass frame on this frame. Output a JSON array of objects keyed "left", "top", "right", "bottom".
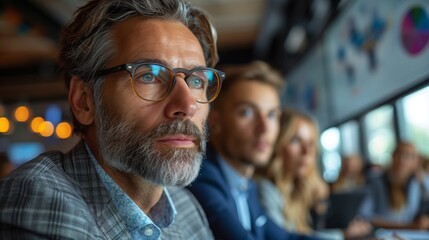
[{"left": 95, "top": 61, "right": 226, "bottom": 103}]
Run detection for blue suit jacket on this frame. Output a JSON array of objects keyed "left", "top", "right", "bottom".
[{"left": 188, "top": 145, "right": 317, "bottom": 240}]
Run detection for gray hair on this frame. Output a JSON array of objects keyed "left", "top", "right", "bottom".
[{"left": 60, "top": 0, "right": 219, "bottom": 133}]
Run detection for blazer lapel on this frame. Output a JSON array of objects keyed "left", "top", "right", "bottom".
[{"left": 247, "top": 181, "right": 266, "bottom": 239}]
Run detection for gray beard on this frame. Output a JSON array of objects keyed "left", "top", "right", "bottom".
[{"left": 95, "top": 101, "right": 206, "bottom": 187}]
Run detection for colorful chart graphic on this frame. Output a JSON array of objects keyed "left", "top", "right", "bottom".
[{"left": 401, "top": 5, "right": 429, "bottom": 56}]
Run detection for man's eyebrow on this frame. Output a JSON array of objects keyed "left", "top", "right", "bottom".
[
  {"left": 235, "top": 101, "right": 281, "bottom": 111},
  {"left": 234, "top": 101, "right": 257, "bottom": 108},
  {"left": 234, "top": 102, "right": 260, "bottom": 112},
  {"left": 131, "top": 58, "right": 167, "bottom": 65},
  {"left": 131, "top": 58, "right": 205, "bottom": 69}
]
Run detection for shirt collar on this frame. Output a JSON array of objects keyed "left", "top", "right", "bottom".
[
  {"left": 218, "top": 155, "right": 249, "bottom": 193},
  {"left": 84, "top": 143, "right": 177, "bottom": 237}
]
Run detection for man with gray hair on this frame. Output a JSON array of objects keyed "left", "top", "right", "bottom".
[{"left": 0, "top": 0, "right": 224, "bottom": 239}]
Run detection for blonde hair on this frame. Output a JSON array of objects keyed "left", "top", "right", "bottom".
[
  {"left": 262, "top": 108, "right": 327, "bottom": 233},
  {"left": 212, "top": 61, "right": 284, "bottom": 110}
]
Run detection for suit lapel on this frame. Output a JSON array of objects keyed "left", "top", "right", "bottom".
[
  {"left": 205, "top": 145, "right": 241, "bottom": 221},
  {"left": 207, "top": 145, "right": 264, "bottom": 235},
  {"left": 247, "top": 180, "right": 266, "bottom": 239}
]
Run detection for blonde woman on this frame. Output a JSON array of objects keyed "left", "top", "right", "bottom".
[
  {"left": 257, "top": 108, "right": 372, "bottom": 238},
  {"left": 257, "top": 108, "right": 328, "bottom": 233}
]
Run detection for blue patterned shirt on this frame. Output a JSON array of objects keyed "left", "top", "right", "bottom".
[{"left": 86, "top": 144, "right": 177, "bottom": 240}]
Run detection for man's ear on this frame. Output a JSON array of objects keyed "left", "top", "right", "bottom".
[{"left": 68, "top": 76, "right": 95, "bottom": 126}]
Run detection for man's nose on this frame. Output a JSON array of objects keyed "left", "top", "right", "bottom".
[
  {"left": 164, "top": 75, "right": 198, "bottom": 119},
  {"left": 255, "top": 114, "right": 268, "bottom": 134}
]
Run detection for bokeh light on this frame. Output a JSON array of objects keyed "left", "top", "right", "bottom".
[
  {"left": 0, "top": 117, "right": 10, "bottom": 133},
  {"left": 38, "top": 121, "right": 54, "bottom": 137},
  {"left": 45, "top": 104, "right": 62, "bottom": 126},
  {"left": 30, "top": 117, "right": 44, "bottom": 133},
  {"left": 320, "top": 127, "right": 340, "bottom": 151},
  {"left": 14, "top": 106, "right": 30, "bottom": 122},
  {"left": 55, "top": 122, "right": 72, "bottom": 139}
]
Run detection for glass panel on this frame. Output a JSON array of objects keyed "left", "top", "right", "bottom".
[
  {"left": 321, "top": 127, "right": 341, "bottom": 182},
  {"left": 398, "top": 86, "right": 429, "bottom": 158},
  {"left": 363, "top": 105, "right": 395, "bottom": 166},
  {"left": 339, "top": 120, "right": 360, "bottom": 155},
  {"left": 321, "top": 127, "right": 340, "bottom": 151}
]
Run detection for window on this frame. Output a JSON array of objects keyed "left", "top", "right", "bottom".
[
  {"left": 363, "top": 105, "right": 395, "bottom": 166},
  {"left": 320, "top": 127, "right": 341, "bottom": 182},
  {"left": 339, "top": 120, "right": 360, "bottom": 155},
  {"left": 397, "top": 85, "right": 429, "bottom": 158}
]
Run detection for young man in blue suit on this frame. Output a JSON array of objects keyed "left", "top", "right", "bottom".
[{"left": 188, "top": 61, "right": 317, "bottom": 240}]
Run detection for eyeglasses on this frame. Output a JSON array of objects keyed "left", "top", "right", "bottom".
[{"left": 95, "top": 62, "right": 225, "bottom": 103}]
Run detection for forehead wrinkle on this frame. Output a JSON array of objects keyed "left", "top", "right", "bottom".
[{"left": 112, "top": 17, "right": 204, "bottom": 68}]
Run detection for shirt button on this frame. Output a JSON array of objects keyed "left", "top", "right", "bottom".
[{"left": 144, "top": 227, "right": 154, "bottom": 237}]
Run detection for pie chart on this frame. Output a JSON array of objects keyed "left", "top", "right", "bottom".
[{"left": 400, "top": 5, "right": 429, "bottom": 56}]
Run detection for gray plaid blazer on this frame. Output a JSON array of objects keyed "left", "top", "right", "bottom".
[{"left": 0, "top": 141, "right": 213, "bottom": 240}]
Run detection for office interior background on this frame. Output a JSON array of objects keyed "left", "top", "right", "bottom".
[{"left": 1, "top": 0, "right": 429, "bottom": 183}]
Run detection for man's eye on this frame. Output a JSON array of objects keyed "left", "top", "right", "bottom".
[
  {"left": 137, "top": 73, "right": 156, "bottom": 83},
  {"left": 239, "top": 107, "right": 254, "bottom": 117},
  {"left": 188, "top": 77, "right": 204, "bottom": 89},
  {"left": 268, "top": 110, "right": 280, "bottom": 120}
]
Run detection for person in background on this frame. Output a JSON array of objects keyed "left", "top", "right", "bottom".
[
  {"left": 331, "top": 154, "right": 366, "bottom": 193},
  {"left": 188, "top": 61, "right": 315, "bottom": 239},
  {"left": 0, "top": 153, "right": 13, "bottom": 180},
  {"left": 257, "top": 108, "right": 329, "bottom": 234},
  {"left": 363, "top": 161, "right": 385, "bottom": 179},
  {"left": 257, "top": 108, "right": 372, "bottom": 239},
  {"left": 359, "top": 141, "right": 429, "bottom": 230},
  {"left": 420, "top": 154, "right": 429, "bottom": 175},
  {"left": 0, "top": 0, "right": 223, "bottom": 239}
]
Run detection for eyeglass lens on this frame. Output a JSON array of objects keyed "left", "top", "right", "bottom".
[{"left": 131, "top": 63, "right": 220, "bottom": 103}]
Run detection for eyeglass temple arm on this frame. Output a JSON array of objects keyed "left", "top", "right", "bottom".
[{"left": 96, "top": 65, "right": 128, "bottom": 77}]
